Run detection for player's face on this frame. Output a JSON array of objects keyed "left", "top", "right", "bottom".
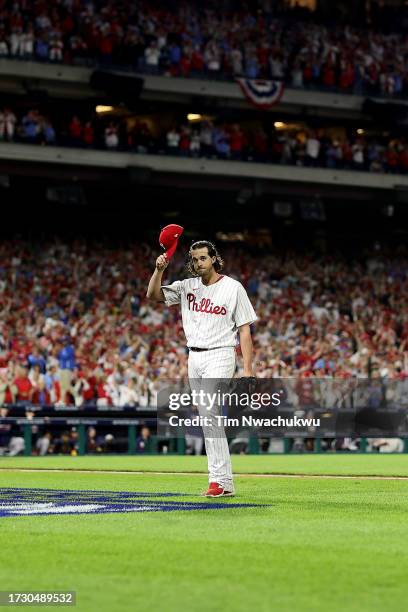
[{"left": 191, "top": 247, "right": 216, "bottom": 276}]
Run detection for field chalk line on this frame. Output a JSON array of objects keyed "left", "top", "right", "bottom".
[{"left": 0, "top": 468, "right": 408, "bottom": 480}]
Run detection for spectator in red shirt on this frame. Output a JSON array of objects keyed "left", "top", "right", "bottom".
[
  {"left": 82, "top": 369, "right": 96, "bottom": 404},
  {"left": 303, "top": 63, "right": 313, "bottom": 86},
  {"left": 340, "top": 62, "right": 355, "bottom": 90},
  {"left": 99, "top": 35, "right": 113, "bottom": 64},
  {"left": 256, "top": 43, "right": 269, "bottom": 76},
  {"left": 82, "top": 122, "right": 94, "bottom": 147},
  {"left": 179, "top": 127, "right": 191, "bottom": 157},
  {"left": 271, "top": 136, "right": 284, "bottom": 163},
  {"left": 62, "top": 13, "right": 74, "bottom": 36},
  {"left": 384, "top": 146, "right": 399, "bottom": 173},
  {"left": 323, "top": 62, "right": 336, "bottom": 88},
  {"left": 191, "top": 48, "right": 204, "bottom": 73},
  {"left": 14, "top": 365, "right": 33, "bottom": 403},
  {"left": 95, "top": 370, "right": 111, "bottom": 406},
  {"left": 180, "top": 54, "right": 191, "bottom": 78},
  {"left": 229, "top": 124, "right": 246, "bottom": 160},
  {"left": 342, "top": 142, "right": 353, "bottom": 169},
  {"left": 69, "top": 115, "right": 82, "bottom": 147},
  {"left": 253, "top": 128, "right": 268, "bottom": 162}
]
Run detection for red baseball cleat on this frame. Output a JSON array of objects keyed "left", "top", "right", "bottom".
[{"left": 203, "top": 482, "right": 234, "bottom": 497}]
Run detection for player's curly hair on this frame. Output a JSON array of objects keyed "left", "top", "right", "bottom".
[{"left": 187, "top": 240, "right": 224, "bottom": 276}]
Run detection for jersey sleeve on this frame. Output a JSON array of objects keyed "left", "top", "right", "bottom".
[
  {"left": 161, "top": 280, "right": 183, "bottom": 306},
  {"left": 234, "top": 283, "right": 257, "bottom": 327}
]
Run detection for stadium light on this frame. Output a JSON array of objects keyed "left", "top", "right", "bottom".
[
  {"left": 187, "top": 113, "right": 202, "bottom": 122},
  {"left": 96, "top": 105, "right": 114, "bottom": 114},
  {"left": 357, "top": 128, "right": 365, "bottom": 135},
  {"left": 274, "top": 122, "right": 285, "bottom": 129}
]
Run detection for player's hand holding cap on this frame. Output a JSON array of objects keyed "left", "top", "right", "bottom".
[{"left": 159, "top": 224, "right": 184, "bottom": 260}]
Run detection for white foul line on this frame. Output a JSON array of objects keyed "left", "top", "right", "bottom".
[{"left": 0, "top": 468, "right": 408, "bottom": 481}]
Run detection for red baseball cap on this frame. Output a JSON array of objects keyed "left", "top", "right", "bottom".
[{"left": 159, "top": 224, "right": 184, "bottom": 260}]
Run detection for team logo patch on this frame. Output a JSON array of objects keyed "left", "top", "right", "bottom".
[{"left": 0, "top": 488, "right": 260, "bottom": 517}]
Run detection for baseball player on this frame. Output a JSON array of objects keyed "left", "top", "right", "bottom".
[{"left": 146, "top": 239, "right": 257, "bottom": 497}]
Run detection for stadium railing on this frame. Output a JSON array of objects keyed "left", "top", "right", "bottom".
[
  {"left": 2, "top": 142, "right": 408, "bottom": 191},
  {"left": 0, "top": 59, "right": 398, "bottom": 119}
]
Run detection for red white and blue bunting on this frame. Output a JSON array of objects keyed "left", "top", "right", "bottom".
[{"left": 235, "top": 78, "right": 285, "bottom": 110}]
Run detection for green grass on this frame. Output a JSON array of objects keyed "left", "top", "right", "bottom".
[
  {"left": 1, "top": 453, "right": 408, "bottom": 476},
  {"left": 1, "top": 456, "right": 408, "bottom": 612}
]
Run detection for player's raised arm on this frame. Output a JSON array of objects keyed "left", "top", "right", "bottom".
[
  {"left": 147, "top": 224, "right": 184, "bottom": 302},
  {"left": 146, "top": 255, "right": 168, "bottom": 302}
]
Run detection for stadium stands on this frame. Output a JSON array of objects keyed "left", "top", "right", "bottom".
[
  {"left": 2, "top": 105, "right": 408, "bottom": 175},
  {"left": 0, "top": 239, "right": 406, "bottom": 411},
  {"left": 0, "top": 1, "right": 407, "bottom": 98}
]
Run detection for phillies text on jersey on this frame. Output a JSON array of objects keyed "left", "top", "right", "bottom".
[
  {"left": 187, "top": 293, "right": 227, "bottom": 315},
  {"left": 161, "top": 275, "right": 257, "bottom": 348}
]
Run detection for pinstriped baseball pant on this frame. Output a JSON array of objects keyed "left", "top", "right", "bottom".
[{"left": 188, "top": 347, "right": 236, "bottom": 491}]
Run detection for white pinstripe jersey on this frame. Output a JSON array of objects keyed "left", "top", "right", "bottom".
[{"left": 161, "top": 275, "right": 257, "bottom": 348}]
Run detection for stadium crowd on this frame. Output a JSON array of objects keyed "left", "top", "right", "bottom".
[
  {"left": 2, "top": 106, "right": 408, "bottom": 175},
  {"left": 0, "top": 239, "right": 407, "bottom": 411},
  {"left": 0, "top": 1, "right": 407, "bottom": 97}
]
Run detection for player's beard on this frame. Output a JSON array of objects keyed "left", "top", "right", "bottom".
[
  {"left": 196, "top": 266, "right": 210, "bottom": 277},
  {"left": 196, "top": 267, "right": 215, "bottom": 282}
]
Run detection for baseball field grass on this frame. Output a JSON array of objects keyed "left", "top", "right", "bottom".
[{"left": 1, "top": 454, "right": 408, "bottom": 612}]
